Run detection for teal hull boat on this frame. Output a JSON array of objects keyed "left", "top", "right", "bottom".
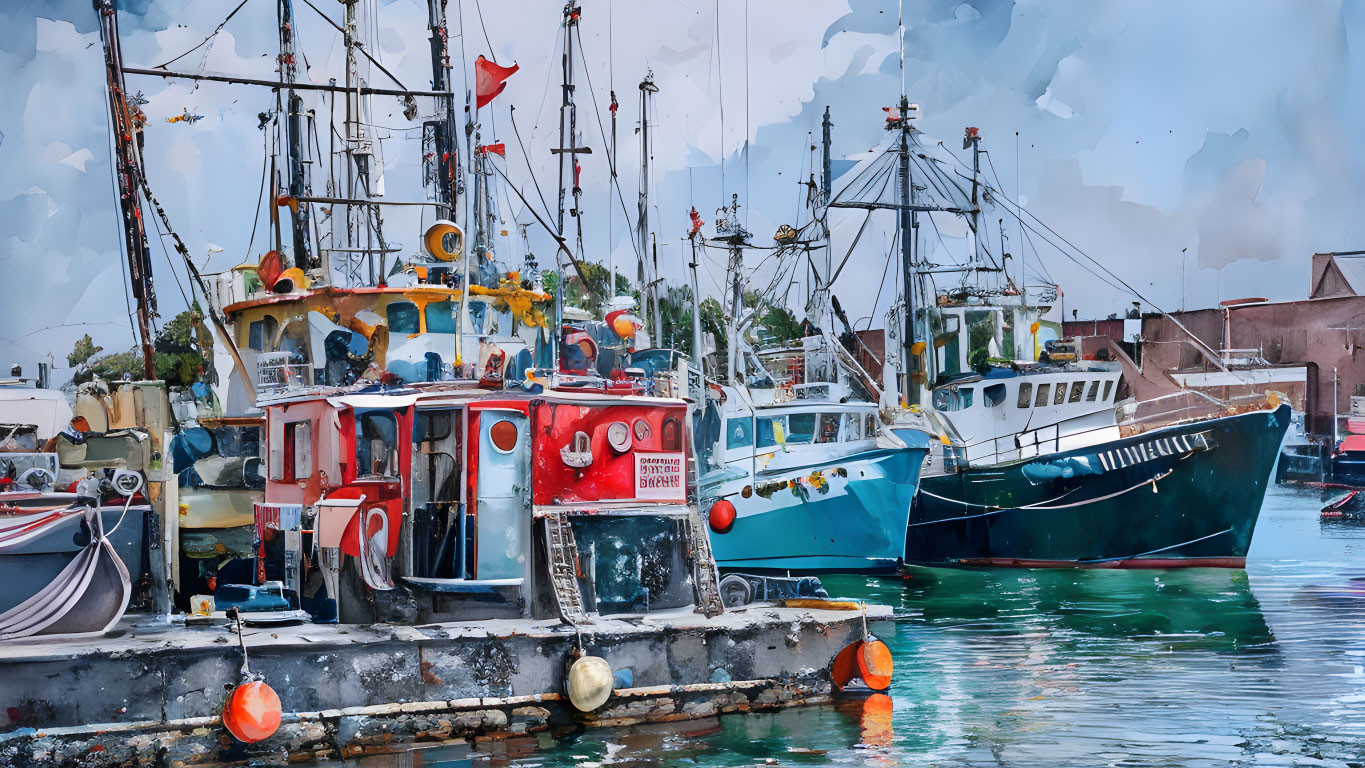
[{"left": 703, "top": 443, "right": 928, "bottom": 573}]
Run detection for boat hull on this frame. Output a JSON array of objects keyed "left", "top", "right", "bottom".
[
  {"left": 704, "top": 447, "right": 927, "bottom": 573},
  {"left": 906, "top": 404, "right": 1292, "bottom": 569}
]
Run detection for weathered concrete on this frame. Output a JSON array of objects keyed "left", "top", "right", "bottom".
[{"left": 0, "top": 604, "right": 889, "bottom": 766}]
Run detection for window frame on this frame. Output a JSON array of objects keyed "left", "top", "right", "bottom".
[
  {"left": 1034, "top": 383, "right": 1051, "bottom": 407},
  {"left": 726, "top": 417, "right": 754, "bottom": 450},
  {"left": 984, "top": 383, "right": 1007, "bottom": 408}
]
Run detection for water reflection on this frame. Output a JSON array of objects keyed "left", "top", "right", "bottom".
[{"left": 300, "top": 488, "right": 1365, "bottom": 767}]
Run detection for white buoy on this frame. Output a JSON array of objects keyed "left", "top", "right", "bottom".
[{"left": 567, "top": 656, "right": 613, "bottom": 712}]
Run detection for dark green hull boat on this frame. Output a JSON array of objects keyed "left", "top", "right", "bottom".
[{"left": 906, "top": 404, "right": 1291, "bottom": 568}]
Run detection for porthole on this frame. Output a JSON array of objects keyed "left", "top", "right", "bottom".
[{"left": 489, "top": 420, "right": 519, "bottom": 453}]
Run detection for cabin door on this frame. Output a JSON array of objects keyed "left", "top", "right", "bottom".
[
  {"left": 410, "top": 407, "right": 463, "bottom": 578},
  {"left": 474, "top": 411, "right": 529, "bottom": 580}
]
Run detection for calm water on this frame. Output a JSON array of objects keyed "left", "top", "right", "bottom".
[{"left": 324, "top": 485, "right": 1365, "bottom": 767}]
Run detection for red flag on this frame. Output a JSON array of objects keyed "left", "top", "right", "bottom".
[
  {"left": 475, "top": 55, "right": 518, "bottom": 109},
  {"left": 689, "top": 207, "right": 703, "bottom": 236},
  {"left": 478, "top": 143, "right": 506, "bottom": 157}
]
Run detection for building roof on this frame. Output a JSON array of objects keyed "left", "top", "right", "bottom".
[{"left": 1312, "top": 252, "right": 1365, "bottom": 299}]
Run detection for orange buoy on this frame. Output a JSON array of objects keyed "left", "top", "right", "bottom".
[
  {"left": 830, "top": 641, "right": 861, "bottom": 691},
  {"left": 708, "top": 499, "right": 736, "bottom": 534},
  {"left": 857, "top": 638, "right": 893, "bottom": 691},
  {"left": 222, "top": 680, "right": 282, "bottom": 743},
  {"left": 830, "top": 637, "right": 893, "bottom": 692}
]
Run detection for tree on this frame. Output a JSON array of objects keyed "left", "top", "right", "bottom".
[
  {"left": 70, "top": 304, "right": 212, "bottom": 387},
  {"left": 67, "top": 334, "right": 102, "bottom": 368},
  {"left": 543, "top": 262, "right": 632, "bottom": 318},
  {"left": 757, "top": 305, "right": 803, "bottom": 345}
]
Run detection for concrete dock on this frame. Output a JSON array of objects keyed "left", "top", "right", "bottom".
[{"left": 0, "top": 603, "right": 889, "bottom": 766}]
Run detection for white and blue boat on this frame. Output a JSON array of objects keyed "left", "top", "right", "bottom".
[{"left": 696, "top": 374, "right": 929, "bottom": 573}]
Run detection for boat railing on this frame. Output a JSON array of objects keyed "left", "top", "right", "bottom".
[
  {"left": 1116, "top": 390, "right": 1280, "bottom": 436},
  {"left": 256, "top": 352, "right": 311, "bottom": 393}
]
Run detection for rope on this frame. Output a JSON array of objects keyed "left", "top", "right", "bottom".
[
  {"left": 1076, "top": 527, "right": 1233, "bottom": 564},
  {"left": 910, "top": 468, "right": 1175, "bottom": 526}
]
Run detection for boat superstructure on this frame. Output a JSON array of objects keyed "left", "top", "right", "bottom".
[{"left": 829, "top": 65, "right": 1290, "bottom": 567}]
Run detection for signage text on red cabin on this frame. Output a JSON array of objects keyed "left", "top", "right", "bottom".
[{"left": 634, "top": 452, "right": 686, "bottom": 500}]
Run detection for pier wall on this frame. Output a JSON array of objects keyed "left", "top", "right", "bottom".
[{"left": 0, "top": 606, "right": 883, "bottom": 766}]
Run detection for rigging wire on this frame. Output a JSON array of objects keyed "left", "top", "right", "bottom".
[
  {"left": 508, "top": 107, "right": 555, "bottom": 229},
  {"left": 863, "top": 227, "right": 898, "bottom": 332},
  {"left": 571, "top": 24, "right": 642, "bottom": 260},
  {"left": 470, "top": 0, "right": 498, "bottom": 62},
  {"left": 152, "top": 0, "right": 252, "bottom": 70},
  {"left": 714, "top": 0, "right": 725, "bottom": 200}
]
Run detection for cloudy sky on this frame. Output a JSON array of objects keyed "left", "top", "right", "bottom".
[{"left": 3, "top": 0, "right": 1363, "bottom": 379}]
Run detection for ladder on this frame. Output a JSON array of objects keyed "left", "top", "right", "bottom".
[
  {"left": 542, "top": 512, "right": 588, "bottom": 624},
  {"left": 686, "top": 505, "right": 725, "bottom": 618}
]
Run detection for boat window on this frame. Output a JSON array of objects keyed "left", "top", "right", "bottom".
[
  {"left": 726, "top": 418, "right": 753, "bottom": 449},
  {"left": 1054, "top": 383, "right": 1067, "bottom": 405},
  {"left": 662, "top": 417, "right": 682, "bottom": 451},
  {"left": 815, "top": 414, "right": 841, "bottom": 444},
  {"left": 290, "top": 421, "right": 311, "bottom": 481},
  {"left": 1103, "top": 380, "right": 1114, "bottom": 400},
  {"left": 1034, "top": 383, "right": 1051, "bottom": 407},
  {"left": 386, "top": 301, "right": 420, "bottom": 335},
  {"left": 984, "top": 383, "right": 1007, "bottom": 407},
  {"left": 1086, "top": 381, "right": 1100, "bottom": 401},
  {"left": 356, "top": 410, "right": 399, "bottom": 478},
  {"left": 424, "top": 300, "right": 458, "bottom": 334},
  {"left": 865, "top": 413, "right": 877, "bottom": 438},
  {"left": 1069, "top": 382, "right": 1084, "bottom": 403},
  {"left": 247, "top": 315, "right": 278, "bottom": 351},
  {"left": 414, "top": 410, "right": 453, "bottom": 443},
  {"left": 569, "top": 515, "right": 694, "bottom": 614},
  {"left": 787, "top": 413, "right": 816, "bottom": 444},
  {"left": 1017, "top": 382, "right": 1033, "bottom": 408},
  {"left": 756, "top": 416, "right": 785, "bottom": 448},
  {"left": 848, "top": 413, "right": 863, "bottom": 441}
]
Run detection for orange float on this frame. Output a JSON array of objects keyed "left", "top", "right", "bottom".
[
  {"left": 831, "top": 636, "right": 893, "bottom": 692},
  {"left": 222, "top": 680, "right": 282, "bottom": 743},
  {"left": 857, "top": 638, "right": 893, "bottom": 691}
]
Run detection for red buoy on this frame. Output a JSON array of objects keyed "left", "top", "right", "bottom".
[
  {"left": 222, "top": 680, "right": 282, "bottom": 743},
  {"left": 708, "top": 499, "right": 736, "bottom": 534}
]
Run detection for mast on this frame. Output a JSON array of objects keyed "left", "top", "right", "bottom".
[
  {"left": 609, "top": 88, "right": 618, "bottom": 301},
  {"left": 94, "top": 0, "right": 157, "bottom": 380},
  {"left": 279, "top": 0, "right": 311, "bottom": 270},
  {"left": 688, "top": 235, "right": 704, "bottom": 378},
  {"left": 638, "top": 72, "right": 660, "bottom": 335},
  {"left": 821, "top": 106, "right": 832, "bottom": 208},
  {"left": 966, "top": 127, "right": 982, "bottom": 271},
  {"left": 425, "top": 0, "right": 459, "bottom": 216},
  {"left": 553, "top": 3, "right": 583, "bottom": 369},
  {"left": 897, "top": 96, "right": 918, "bottom": 406},
  {"left": 727, "top": 238, "right": 743, "bottom": 384}
]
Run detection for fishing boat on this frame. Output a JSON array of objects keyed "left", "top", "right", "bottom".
[
  {"left": 828, "top": 86, "right": 1290, "bottom": 568},
  {"left": 690, "top": 142, "right": 931, "bottom": 575}
]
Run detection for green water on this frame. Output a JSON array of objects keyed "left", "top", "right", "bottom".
[{"left": 328, "top": 486, "right": 1365, "bottom": 767}]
